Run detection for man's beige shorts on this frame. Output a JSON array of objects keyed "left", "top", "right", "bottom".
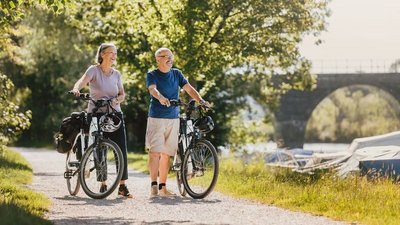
[{"left": 145, "top": 117, "right": 180, "bottom": 156}]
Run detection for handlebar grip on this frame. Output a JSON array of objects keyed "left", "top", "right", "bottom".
[
  {"left": 169, "top": 99, "right": 181, "bottom": 106},
  {"left": 68, "top": 91, "right": 90, "bottom": 99}
]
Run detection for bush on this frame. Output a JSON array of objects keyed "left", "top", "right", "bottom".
[{"left": 0, "top": 74, "right": 31, "bottom": 154}]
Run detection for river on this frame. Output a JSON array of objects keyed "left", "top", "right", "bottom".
[{"left": 227, "top": 142, "right": 351, "bottom": 154}]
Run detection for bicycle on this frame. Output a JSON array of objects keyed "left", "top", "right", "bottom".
[
  {"left": 62, "top": 92, "right": 124, "bottom": 199},
  {"left": 170, "top": 99, "right": 219, "bottom": 199}
]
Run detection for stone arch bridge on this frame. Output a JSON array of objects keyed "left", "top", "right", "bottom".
[{"left": 274, "top": 73, "right": 400, "bottom": 148}]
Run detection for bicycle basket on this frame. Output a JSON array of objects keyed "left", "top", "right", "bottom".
[
  {"left": 54, "top": 116, "right": 81, "bottom": 153},
  {"left": 194, "top": 116, "right": 214, "bottom": 134}
]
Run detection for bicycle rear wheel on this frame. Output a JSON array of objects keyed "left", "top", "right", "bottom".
[
  {"left": 80, "top": 139, "right": 124, "bottom": 199},
  {"left": 65, "top": 147, "right": 80, "bottom": 196},
  {"left": 182, "top": 139, "right": 219, "bottom": 199}
]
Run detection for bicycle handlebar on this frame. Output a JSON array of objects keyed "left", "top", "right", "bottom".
[
  {"left": 68, "top": 91, "right": 91, "bottom": 100},
  {"left": 169, "top": 99, "right": 211, "bottom": 118},
  {"left": 67, "top": 91, "right": 117, "bottom": 113}
]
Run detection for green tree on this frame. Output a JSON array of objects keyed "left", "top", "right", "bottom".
[
  {"left": 15, "top": 9, "right": 93, "bottom": 145},
  {"left": 0, "top": 74, "right": 31, "bottom": 154},
  {"left": 0, "top": 0, "right": 68, "bottom": 51},
  {"left": 0, "top": 1, "right": 71, "bottom": 147},
  {"left": 65, "top": 0, "right": 328, "bottom": 149}
]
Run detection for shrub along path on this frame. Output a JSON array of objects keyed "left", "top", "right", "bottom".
[{"left": 13, "top": 147, "right": 347, "bottom": 225}]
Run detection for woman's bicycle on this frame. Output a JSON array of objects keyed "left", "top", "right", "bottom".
[
  {"left": 60, "top": 92, "right": 124, "bottom": 199},
  {"left": 170, "top": 99, "right": 219, "bottom": 199}
]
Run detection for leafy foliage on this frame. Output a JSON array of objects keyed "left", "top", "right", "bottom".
[
  {"left": 13, "top": 9, "right": 93, "bottom": 145},
  {"left": 64, "top": 0, "right": 328, "bottom": 148},
  {"left": 0, "top": 74, "right": 31, "bottom": 151},
  {"left": 0, "top": 0, "right": 69, "bottom": 58},
  {"left": 0, "top": 0, "right": 70, "bottom": 149},
  {"left": 1, "top": 0, "right": 330, "bottom": 150}
]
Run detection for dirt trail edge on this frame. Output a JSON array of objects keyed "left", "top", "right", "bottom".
[{"left": 14, "top": 147, "right": 348, "bottom": 225}]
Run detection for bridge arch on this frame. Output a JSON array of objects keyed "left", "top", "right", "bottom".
[{"left": 273, "top": 73, "right": 400, "bottom": 148}]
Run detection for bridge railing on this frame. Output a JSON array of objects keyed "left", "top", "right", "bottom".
[{"left": 309, "top": 59, "right": 400, "bottom": 74}]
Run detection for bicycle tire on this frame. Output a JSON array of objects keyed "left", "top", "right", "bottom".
[
  {"left": 79, "top": 139, "right": 124, "bottom": 199},
  {"left": 66, "top": 149, "right": 80, "bottom": 196},
  {"left": 181, "top": 139, "right": 219, "bottom": 199},
  {"left": 176, "top": 141, "right": 187, "bottom": 196},
  {"left": 176, "top": 170, "right": 187, "bottom": 196}
]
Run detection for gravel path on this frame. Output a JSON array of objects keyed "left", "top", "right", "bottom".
[{"left": 13, "top": 147, "right": 349, "bottom": 225}]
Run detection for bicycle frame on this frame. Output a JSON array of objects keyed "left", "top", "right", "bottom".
[
  {"left": 72, "top": 94, "right": 118, "bottom": 167},
  {"left": 172, "top": 100, "right": 201, "bottom": 171}
]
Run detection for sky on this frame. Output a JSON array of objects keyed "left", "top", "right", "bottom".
[{"left": 299, "top": 0, "right": 400, "bottom": 73}]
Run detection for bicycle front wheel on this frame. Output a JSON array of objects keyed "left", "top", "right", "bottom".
[
  {"left": 80, "top": 139, "right": 124, "bottom": 199},
  {"left": 65, "top": 148, "right": 80, "bottom": 196},
  {"left": 175, "top": 142, "right": 187, "bottom": 196},
  {"left": 176, "top": 170, "right": 187, "bottom": 196},
  {"left": 182, "top": 139, "right": 219, "bottom": 199}
]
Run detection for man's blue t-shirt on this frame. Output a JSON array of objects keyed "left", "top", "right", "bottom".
[{"left": 146, "top": 68, "right": 188, "bottom": 118}]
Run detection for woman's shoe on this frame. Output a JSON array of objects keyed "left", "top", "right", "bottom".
[{"left": 118, "top": 184, "right": 133, "bottom": 198}]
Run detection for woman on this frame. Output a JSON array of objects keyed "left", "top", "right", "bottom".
[{"left": 71, "top": 43, "right": 133, "bottom": 198}]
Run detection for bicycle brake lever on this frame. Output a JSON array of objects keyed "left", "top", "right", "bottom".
[{"left": 170, "top": 99, "right": 180, "bottom": 106}]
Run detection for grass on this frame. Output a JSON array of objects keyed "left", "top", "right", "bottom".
[
  {"left": 0, "top": 146, "right": 52, "bottom": 225},
  {"left": 217, "top": 158, "right": 400, "bottom": 225},
  {"left": 127, "top": 152, "right": 400, "bottom": 225},
  {"left": 127, "top": 152, "right": 149, "bottom": 173}
]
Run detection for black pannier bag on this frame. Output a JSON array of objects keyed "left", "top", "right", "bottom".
[{"left": 54, "top": 116, "right": 81, "bottom": 153}]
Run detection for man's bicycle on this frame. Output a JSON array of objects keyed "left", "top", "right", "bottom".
[
  {"left": 57, "top": 92, "right": 124, "bottom": 199},
  {"left": 170, "top": 99, "right": 219, "bottom": 199}
]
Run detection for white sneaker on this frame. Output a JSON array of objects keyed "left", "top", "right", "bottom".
[
  {"left": 158, "top": 186, "right": 176, "bottom": 197},
  {"left": 150, "top": 185, "right": 158, "bottom": 197}
]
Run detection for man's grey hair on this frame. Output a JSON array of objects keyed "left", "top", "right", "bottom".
[{"left": 154, "top": 47, "right": 171, "bottom": 57}]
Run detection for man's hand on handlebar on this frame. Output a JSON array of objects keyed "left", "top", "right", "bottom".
[
  {"left": 199, "top": 99, "right": 211, "bottom": 109},
  {"left": 159, "top": 96, "right": 171, "bottom": 107}
]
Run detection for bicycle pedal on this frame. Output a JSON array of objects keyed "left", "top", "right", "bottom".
[
  {"left": 171, "top": 164, "right": 181, "bottom": 171},
  {"left": 64, "top": 171, "right": 73, "bottom": 179}
]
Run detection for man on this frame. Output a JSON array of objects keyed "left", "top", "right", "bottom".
[{"left": 145, "top": 47, "right": 208, "bottom": 197}]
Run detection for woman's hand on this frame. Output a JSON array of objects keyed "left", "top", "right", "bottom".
[
  {"left": 71, "top": 88, "right": 80, "bottom": 97},
  {"left": 112, "top": 98, "right": 120, "bottom": 107}
]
